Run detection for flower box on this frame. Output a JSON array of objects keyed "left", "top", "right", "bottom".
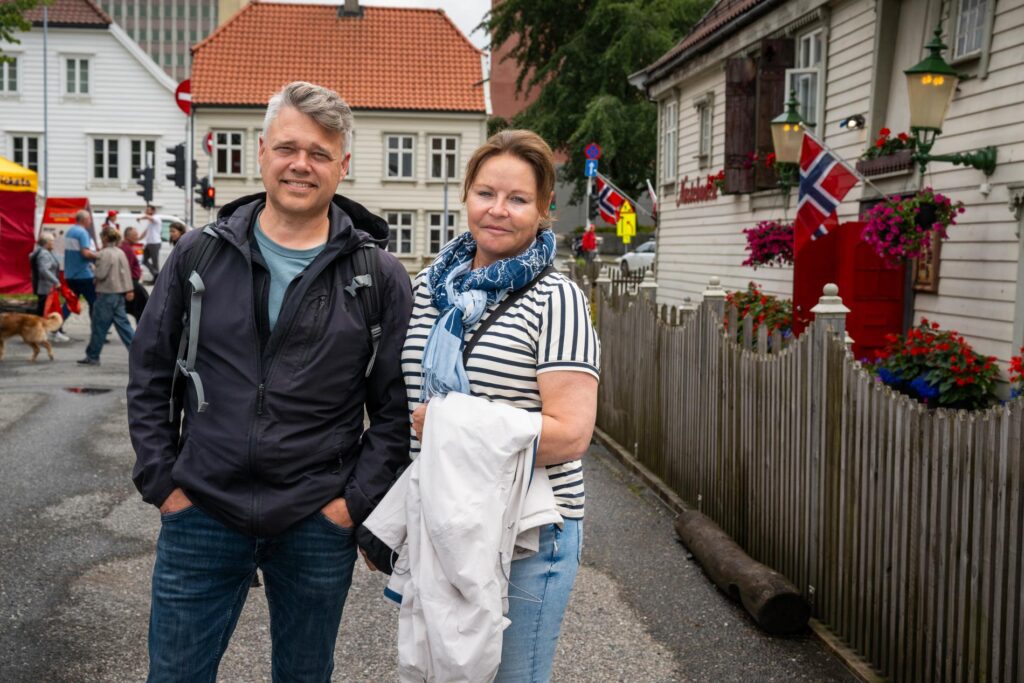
[{"left": 855, "top": 149, "right": 914, "bottom": 177}]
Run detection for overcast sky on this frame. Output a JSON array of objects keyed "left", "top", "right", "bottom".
[{"left": 268, "top": 0, "right": 492, "bottom": 50}]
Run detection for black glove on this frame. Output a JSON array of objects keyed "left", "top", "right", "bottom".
[{"left": 356, "top": 525, "right": 399, "bottom": 576}]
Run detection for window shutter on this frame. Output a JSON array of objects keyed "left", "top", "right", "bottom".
[
  {"left": 724, "top": 57, "right": 757, "bottom": 194},
  {"left": 755, "top": 38, "right": 795, "bottom": 190}
]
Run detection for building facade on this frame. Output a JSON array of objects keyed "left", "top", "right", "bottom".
[
  {"left": 634, "top": 0, "right": 1024, "bottom": 367},
  {"left": 190, "top": 2, "right": 489, "bottom": 273}
]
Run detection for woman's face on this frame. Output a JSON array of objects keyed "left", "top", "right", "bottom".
[{"left": 466, "top": 153, "right": 547, "bottom": 269}]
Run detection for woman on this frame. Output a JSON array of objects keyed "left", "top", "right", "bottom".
[
  {"left": 29, "top": 233, "right": 61, "bottom": 317},
  {"left": 402, "top": 129, "right": 600, "bottom": 681},
  {"left": 168, "top": 221, "right": 186, "bottom": 246},
  {"left": 77, "top": 227, "right": 134, "bottom": 366}
]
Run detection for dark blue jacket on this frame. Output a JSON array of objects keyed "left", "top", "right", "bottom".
[{"left": 128, "top": 193, "right": 412, "bottom": 536}]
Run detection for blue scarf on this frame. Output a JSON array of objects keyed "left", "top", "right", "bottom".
[{"left": 421, "top": 229, "right": 556, "bottom": 399}]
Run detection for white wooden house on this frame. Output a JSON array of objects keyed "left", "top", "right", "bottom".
[
  {"left": 0, "top": 0, "right": 190, "bottom": 220},
  {"left": 190, "top": 1, "right": 489, "bottom": 274},
  {"left": 632, "top": 0, "right": 1024, "bottom": 367}
]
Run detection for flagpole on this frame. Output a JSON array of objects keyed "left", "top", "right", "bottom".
[
  {"left": 596, "top": 171, "right": 655, "bottom": 219},
  {"left": 803, "top": 130, "right": 897, "bottom": 202}
]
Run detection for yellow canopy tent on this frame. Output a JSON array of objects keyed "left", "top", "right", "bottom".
[{"left": 0, "top": 156, "right": 39, "bottom": 293}]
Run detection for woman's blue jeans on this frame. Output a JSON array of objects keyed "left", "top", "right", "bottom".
[
  {"left": 496, "top": 518, "right": 582, "bottom": 683},
  {"left": 85, "top": 292, "right": 133, "bottom": 361},
  {"left": 147, "top": 505, "right": 357, "bottom": 683}
]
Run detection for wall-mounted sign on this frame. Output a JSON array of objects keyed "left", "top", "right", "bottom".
[{"left": 675, "top": 176, "right": 718, "bottom": 205}]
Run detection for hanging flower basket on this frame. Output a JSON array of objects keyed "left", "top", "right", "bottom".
[
  {"left": 859, "top": 187, "right": 965, "bottom": 267},
  {"left": 855, "top": 128, "right": 917, "bottom": 177},
  {"left": 742, "top": 220, "right": 794, "bottom": 269}
]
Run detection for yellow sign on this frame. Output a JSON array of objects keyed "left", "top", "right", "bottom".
[
  {"left": 616, "top": 199, "right": 636, "bottom": 243},
  {"left": 0, "top": 155, "right": 38, "bottom": 193}
]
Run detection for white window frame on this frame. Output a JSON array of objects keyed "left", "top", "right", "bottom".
[
  {"left": 385, "top": 134, "right": 415, "bottom": 180},
  {"left": 785, "top": 28, "right": 825, "bottom": 129},
  {"left": 0, "top": 55, "right": 19, "bottom": 95},
  {"left": 91, "top": 137, "right": 120, "bottom": 181},
  {"left": 428, "top": 211, "right": 458, "bottom": 254},
  {"left": 130, "top": 138, "right": 156, "bottom": 179},
  {"left": 64, "top": 55, "right": 90, "bottom": 96},
  {"left": 385, "top": 211, "right": 414, "bottom": 255},
  {"left": 952, "top": 0, "right": 988, "bottom": 61},
  {"left": 660, "top": 98, "right": 677, "bottom": 185},
  {"left": 10, "top": 134, "right": 40, "bottom": 173},
  {"left": 214, "top": 130, "right": 245, "bottom": 176},
  {"left": 693, "top": 92, "right": 714, "bottom": 169},
  {"left": 429, "top": 135, "right": 459, "bottom": 181}
]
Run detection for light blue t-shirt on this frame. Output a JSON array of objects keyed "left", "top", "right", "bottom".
[
  {"left": 63, "top": 225, "right": 95, "bottom": 280},
  {"left": 254, "top": 217, "right": 325, "bottom": 331}
]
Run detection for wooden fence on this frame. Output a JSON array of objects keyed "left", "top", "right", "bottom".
[{"left": 593, "top": 274, "right": 1024, "bottom": 682}]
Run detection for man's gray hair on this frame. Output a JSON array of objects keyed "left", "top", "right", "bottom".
[{"left": 263, "top": 81, "right": 354, "bottom": 154}]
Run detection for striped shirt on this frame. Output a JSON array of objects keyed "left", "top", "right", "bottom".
[{"left": 402, "top": 270, "right": 601, "bottom": 519}]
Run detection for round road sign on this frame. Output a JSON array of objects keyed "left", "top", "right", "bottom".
[
  {"left": 584, "top": 142, "right": 602, "bottom": 160},
  {"left": 175, "top": 79, "right": 191, "bottom": 116}
]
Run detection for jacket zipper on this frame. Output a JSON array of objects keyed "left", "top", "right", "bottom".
[{"left": 248, "top": 269, "right": 268, "bottom": 536}]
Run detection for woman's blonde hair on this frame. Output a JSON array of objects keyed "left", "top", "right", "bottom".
[{"left": 462, "top": 129, "right": 556, "bottom": 229}]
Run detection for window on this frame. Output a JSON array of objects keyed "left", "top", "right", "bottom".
[
  {"left": 786, "top": 29, "right": 823, "bottom": 128},
  {"left": 694, "top": 92, "right": 714, "bottom": 169},
  {"left": 0, "top": 57, "right": 17, "bottom": 93},
  {"left": 428, "top": 212, "right": 457, "bottom": 254},
  {"left": 429, "top": 136, "right": 458, "bottom": 180},
  {"left": 215, "top": 131, "right": 244, "bottom": 175},
  {"left": 953, "top": 0, "right": 987, "bottom": 59},
  {"left": 93, "top": 138, "right": 119, "bottom": 180},
  {"left": 11, "top": 135, "right": 39, "bottom": 172},
  {"left": 660, "top": 99, "right": 677, "bottom": 183},
  {"left": 66, "top": 57, "right": 89, "bottom": 95},
  {"left": 386, "top": 135, "right": 415, "bottom": 179},
  {"left": 385, "top": 211, "right": 414, "bottom": 255},
  {"left": 130, "top": 139, "right": 156, "bottom": 177}
]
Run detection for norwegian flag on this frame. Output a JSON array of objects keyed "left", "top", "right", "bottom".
[
  {"left": 596, "top": 177, "right": 624, "bottom": 224},
  {"left": 794, "top": 135, "right": 859, "bottom": 256}
]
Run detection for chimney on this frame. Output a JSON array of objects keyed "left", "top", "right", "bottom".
[{"left": 338, "top": 0, "right": 362, "bottom": 17}]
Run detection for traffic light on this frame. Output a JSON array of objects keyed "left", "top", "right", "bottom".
[
  {"left": 195, "top": 176, "right": 215, "bottom": 209},
  {"left": 166, "top": 142, "right": 185, "bottom": 188},
  {"left": 135, "top": 166, "right": 154, "bottom": 204},
  {"left": 588, "top": 183, "right": 599, "bottom": 221}
]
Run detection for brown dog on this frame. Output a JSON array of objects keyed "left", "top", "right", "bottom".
[{"left": 0, "top": 312, "right": 63, "bottom": 361}]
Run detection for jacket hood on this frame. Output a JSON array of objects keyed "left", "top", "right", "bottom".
[{"left": 213, "top": 192, "right": 390, "bottom": 252}]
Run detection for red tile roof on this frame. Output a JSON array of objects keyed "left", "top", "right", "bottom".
[
  {"left": 641, "top": 0, "right": 777, "bottom": 84},
  {"left": 192, "top": 3, "right": 486, "bottom": 112},
  {"left": 26, "top": 0, "right": 111, "bottom": 28}
]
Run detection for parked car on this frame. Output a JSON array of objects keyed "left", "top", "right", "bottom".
[{"left": 617, "top": 240, "right": 656, "bottom": 275}]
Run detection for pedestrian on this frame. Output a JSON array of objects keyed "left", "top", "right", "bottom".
[
  {"left": 581, "top": 222, "right": 598, "bottom": 264},
  {"left": 63, "top": 209, "right": 98, "bottom": 316},
  {"left": 139, "top": 204, "right": 162, "bottom": 280},
  {"left": 102, "top": 209, "right": 120, "bottom": 232},
  {"left": 400, "top": 129, "right": 600, "bottom": 681},
  {"left": 78, "top": 226, "right": 134, "bottom": 365},
  {"left": 120, "top": 226, "right": 148, "bottom": 321},
  {"left": 28, "top": 233, "right": 71, "bottom": 342},
  {"left": 127, "top": 81, "right": 412, "bottom": 682},
  {"left": 168, "top": 221, "right": 185, "bottom": 246}
]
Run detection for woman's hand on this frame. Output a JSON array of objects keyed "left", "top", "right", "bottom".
[{"left": 411, "top": 402, "right": 429, "bottom": 442}]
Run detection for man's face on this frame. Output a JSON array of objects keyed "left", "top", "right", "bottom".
[
  {"left": 144, "top": 206, "right": 154, "bottom": 217},
  {"left": 124, "top": 228, "right": 139, "bottom": 243},
  {"left": 258, "top": 106, "right": 349, "bottom": 221},
  {"left": 80, "top": 213, "right": 93, "bottom": 229}
]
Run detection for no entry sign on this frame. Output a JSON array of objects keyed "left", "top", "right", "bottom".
[{"left": 175, "top": 79, "right": 191, "bottom": 116}]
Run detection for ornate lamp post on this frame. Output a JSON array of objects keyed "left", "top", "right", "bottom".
[{"left": 770, "top": 91, "right": 804, "bottom": 193}]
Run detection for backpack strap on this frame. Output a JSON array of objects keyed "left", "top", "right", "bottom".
[
  {"left": 462, "top": 265, "right": 554, "bottom": 365},
  {"left": 168, "top": 225, "right": 223, "bottom": 422},
  {"left": 344, "top": 242, "right": 383, "bottom": 378}
]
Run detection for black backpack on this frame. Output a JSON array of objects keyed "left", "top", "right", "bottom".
[{"left": 168, "top": 225, "right": 383, "bottom": 423}]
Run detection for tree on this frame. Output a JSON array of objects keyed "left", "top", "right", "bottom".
[
  {"left": 484, "top": 0, "right": 712, "bottom": 200},
  {"left": 0, "top": 0, "right": 45, "bottom": 64}
]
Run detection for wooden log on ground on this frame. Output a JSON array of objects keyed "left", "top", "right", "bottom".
[{"left": 675, "top": 508, "right": 810, "bottom": 635}]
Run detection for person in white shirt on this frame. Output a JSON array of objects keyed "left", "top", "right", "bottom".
[{"left": 139, "top": 204, "right": 162, "bottom": 280}]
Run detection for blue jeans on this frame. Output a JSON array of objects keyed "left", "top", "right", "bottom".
[
  {"left": 148, "top": 505, "right": 357, "bottom": 683},
  {"left": 496, "top": 519, "right": 582, "bottom": 683},
  {"left": 85, "top": 292, "right": 134, "bottom": 360}
]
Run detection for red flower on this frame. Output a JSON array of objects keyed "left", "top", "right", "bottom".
[
  {"left": 875, "top": 138, "right": 886, "bottom": 148},
  {"left": 879, "top": 127, "right": 891, "bottom": 137},
  {"left": 898, "top": 132, "right": 910, "bottom": 142}
]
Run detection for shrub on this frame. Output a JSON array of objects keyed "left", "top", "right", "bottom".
[{"left": 724, "top": 282, "right": 796, "bottom": 348}]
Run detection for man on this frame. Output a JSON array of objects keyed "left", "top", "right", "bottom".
[
  {"left": 120, "top": 226, "right": 148, "bottom": 321},
  {"left": 127, "top": 81, "right": 412, "bottom": 682},
  {"left": 63, "top": 210, "right": 97, "bottom": 316},
  {"left": 139, "top": 204, "right": 162, "bottom": 280},
  {"left": 78, "top": 227, "right": 134, "bottom": 366}
]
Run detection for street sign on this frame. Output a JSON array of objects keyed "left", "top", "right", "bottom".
[
  {"left": 203, "top": 131, "right": 213, "bottom": 156},
  {"left": 584, "top": 142, "right": 602, "bottom": 160},
  {"left": 175, "top": 79, "right": 191, "bottom": 116},
  {"left": 584, "top": 159, "right": 598, "bottom": 177},
  {"left": 616, "top": 200, "right": 636, "bottom": 244}
]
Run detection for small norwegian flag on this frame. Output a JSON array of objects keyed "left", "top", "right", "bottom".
[
  {"left": 596, "top": 177, "right": 624, "bottom": 224},
  {"left": 794, "top": 135, "right": 859, "bottom": 256}
]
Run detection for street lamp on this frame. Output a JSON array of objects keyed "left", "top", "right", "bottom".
[
  {"left": 906, "top": 25, "right": 997, "bottom": 178},
  {"left": 770, "top": 91, "right": 803, "bottom": 191}
]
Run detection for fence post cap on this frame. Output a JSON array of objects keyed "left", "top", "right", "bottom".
[
  {"left": 639, "top": 269, "right": 658, "bottom": 289},
  {"left": 810, "top": 283, "right": 851, "bottom": 315},
  {"left": 703, "top": 276, "right": 727, "bottom": 300},
  {"left": 709, "top": 276, "right": 721, "bottom": 287}
]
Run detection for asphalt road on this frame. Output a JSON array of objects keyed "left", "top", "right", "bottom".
[{"left": 0, "top": 310, "right": 855, "bottom": 682}]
